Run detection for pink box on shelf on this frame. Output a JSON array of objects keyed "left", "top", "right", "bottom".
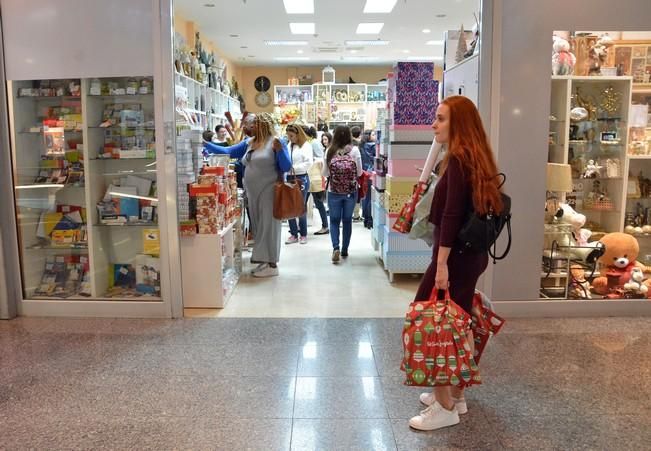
[{"left": 388, "top": 159, "right": 425, "bottom": 177}]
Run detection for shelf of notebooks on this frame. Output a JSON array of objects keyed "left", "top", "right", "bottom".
[{"left": 8, "top": 77, "right": 162, "bottom": 302}]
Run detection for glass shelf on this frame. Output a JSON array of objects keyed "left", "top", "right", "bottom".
[
  {"left": 87, "top": 93, "right": 153, "bottom": 99},
  {"left": 28, "top": 245, "right": 88, "bottom": 250},
  {"left": 94, "top": 222, "right": 158, "bottom": 227},
  {"left": 17, "top": 95, "right": 81, "bottom": 100}
]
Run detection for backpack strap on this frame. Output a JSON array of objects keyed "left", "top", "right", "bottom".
[{"left": 489, "top": 214, "right": 512, "bottom": 264}]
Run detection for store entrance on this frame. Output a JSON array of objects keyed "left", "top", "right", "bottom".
[{"left": 172, "top": 0, "right": 483, "bottom": 318}]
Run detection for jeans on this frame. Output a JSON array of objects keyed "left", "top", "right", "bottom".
[
  {"left": 328, "top": 191, "right": 356, "bottom": 251},
  {"left": 362, "top": 179, "right": 373, "bottom": 226},
  {"left": 308, "top": 190, "right": 328, "bottom": 229},
  {"left": 288, "top": 174, "right": 310, "bottom": 238}
]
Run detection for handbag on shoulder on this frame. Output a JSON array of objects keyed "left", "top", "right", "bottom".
[
  {"left": 456, "top": 173, "right": 512, "bottom": 263},
  {"left": 273, "top": 168, "right": 305, "bottom": 220}
]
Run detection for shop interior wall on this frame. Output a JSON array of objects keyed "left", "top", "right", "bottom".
[
  {"left": 173, "top": 13, "right": 242, "bottom": 90},
  {"left": 489, "top": 0, "right": 651, "bottom": 301}
]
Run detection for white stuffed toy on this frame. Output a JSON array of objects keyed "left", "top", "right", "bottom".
[
  {"left": 552, "top": 36, "right": 576, "bottom": 76},
  {"left": 556, "top": 203, "right": 605, "bottom": 263},
  {"left": 623, "top": 267, "right": 648, "bottom": 294}
]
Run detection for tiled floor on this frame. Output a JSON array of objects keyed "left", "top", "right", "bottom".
[
  {"left": 2, "top": 316, "right": 650, "bottom": 450},
  {"left": 186, "top": 221, "right": 421, "bottom": 318}
]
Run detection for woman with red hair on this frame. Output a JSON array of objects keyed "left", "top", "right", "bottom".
[{"left": 409, "top": 96, "right": 504, "bottom": 431}]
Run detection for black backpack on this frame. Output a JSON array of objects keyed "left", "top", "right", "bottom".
[{"left": 457, "top": 174, "right": 512, "bottom": 263}]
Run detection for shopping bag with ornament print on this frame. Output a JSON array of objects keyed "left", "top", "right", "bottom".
[
  {"left": 400, "top": 289, "right": 481, "bottom": 387},
  {"left": 470, "top": 290, "right": 506, "bottom": 364},
  {"left": 392, "top": 181, "right": 429, "bottom": 234}
]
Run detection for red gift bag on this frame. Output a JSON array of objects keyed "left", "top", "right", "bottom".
[
  {"left": 470, "top": 291, "right": 506, "bottom": 363},
  {"left": 392, "top": 181, "right": 429, "bottom": 234},
  {"left": 401, "top": 290, "right": 481, "bottom": 387}
]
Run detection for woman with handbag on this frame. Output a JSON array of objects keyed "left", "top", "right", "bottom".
[
  {"left": 322, "top": 126, "right": 363, "bottom": 262},
  {"left": 284, "top": 123, "right": 313, "bottom": 245},
  {"left": 203, "top": 113, "right": 292, "bottom": 277},
  {"left": 305, "top": 127, "right": 329, "bottom": 235},
  {"left": 408, "top": 96, "right": 505, "bottom": 431}
]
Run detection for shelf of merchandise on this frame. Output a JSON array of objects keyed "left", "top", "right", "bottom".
[
  {"left": 174, "top": 71, "right": 241, "bottom": 133},
  {"left": 274, "top": 82, "right": 387, "bottom": 130},
  {"left": 542, "top": 76, "right": 635, "bottom": 299},
  {"left": 8, "top": 77, "right": 163, "bottom": 302}
]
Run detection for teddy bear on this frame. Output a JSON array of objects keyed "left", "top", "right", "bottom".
[
  {"left": 591, "top": 232, "right": 651, "bottom": 298},
  {"left": 552, "top": 36, "right": 576, "bottom": 75},
  {"left": 623, "top": 267, "right": 648, "bottom": 296},
  {"left": 568, "top": 264, "right": 592, "bottom": 299}
]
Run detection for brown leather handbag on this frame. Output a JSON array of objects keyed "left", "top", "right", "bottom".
[{"left": 273, "top": 169, "right": 305, "bottom": 220}]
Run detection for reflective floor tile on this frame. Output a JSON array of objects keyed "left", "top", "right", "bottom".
[{"left": 291, "top": 419, "right": 397, "bottom": 451}]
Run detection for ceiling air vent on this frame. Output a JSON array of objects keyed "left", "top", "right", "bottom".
[{"left": 313, "top": 46, "right": 341, "bottom": 53}]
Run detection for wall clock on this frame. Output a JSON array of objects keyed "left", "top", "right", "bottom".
[
  {"left": 254, "top": 76, "right": 271, "bottom": 93},
  {"left": 255, "top": 91, "right": 272, "bottom": 107}
]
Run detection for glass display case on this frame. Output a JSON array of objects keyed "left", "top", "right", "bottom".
[
  {"left": 274, "top": 85, "right": 313, "bottom": 105},
  {"left": 8, "top": 76, "right": 162, "bottom": 301}
]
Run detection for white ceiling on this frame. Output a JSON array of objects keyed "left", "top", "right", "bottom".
[{"left": 174, "top": 0, "right": 480, "bottom": 66}]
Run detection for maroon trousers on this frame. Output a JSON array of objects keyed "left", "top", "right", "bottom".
[{"left": 414, "top": 228, "right": 488, "bottom": 315}]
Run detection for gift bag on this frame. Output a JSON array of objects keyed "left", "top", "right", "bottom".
[
  {"left": 470, "top": 291, "right": 506, "bottom": 363},
  {"left": 401, "top": 290, "right": 481, "bottom": 387},
  {"left": 393, "top": 181, "right": 429, "bottom": 234},
  {"left": 408, "top": 176, "right": 437, "bottom": 245}
]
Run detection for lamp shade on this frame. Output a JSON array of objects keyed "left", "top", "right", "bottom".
[{"left": 546, "top": 163, "right": 573, "bottom": 192}]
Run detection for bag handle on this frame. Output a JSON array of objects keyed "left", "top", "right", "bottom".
[{"left": 489, "top": 215, "right": 512, "bottom": 264}]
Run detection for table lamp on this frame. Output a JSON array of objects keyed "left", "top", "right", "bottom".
[{"left": 546, "top": 163, "right": 573, "bottom": 220}]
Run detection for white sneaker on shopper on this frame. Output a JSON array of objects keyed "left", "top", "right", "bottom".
[
  {"left": 331, "top": 249, "right": 340, "bottom": 263},
  {"left": 251, "top": 263, "right": 267, "bottom": 274},
  {"left": 409, "top": 402, "right": 460, "bottom": 431},
  {"left": 299, "top": 236, "right": 307, "bottom": 244},
  {"left": 285, "top": 235, "right": 298, "bottom": 244},
  {"left": 419, "top": 392, "right": 468, "bottom": 415},
  {"left": 252, "top": 266, "right": 279, "bottom": 278}
]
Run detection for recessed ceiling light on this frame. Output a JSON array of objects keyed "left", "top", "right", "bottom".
[
  {"left": 402, "top": 49, "right": 410, "bottom": 53},
  {"left": 274, "top": 56, "right": 310, "bottom": 61},
  {"left": 283, "top": 0, "right": 314, "bottom": 14},
  {"left": 356, "top": 23, "right": 384, "bottom": 34},
  {"left": 290, "top": 23, "right": 315, "bottom": 34},
  {"left": 297, "top": 49, "right": 304, "bottom": 54},
  {"left": 343, "top": 56, "right": 381, "bottom": 61},
  {"left": 229, "top": 34, "right": 239, "bottom": 38},
  {"left": 422, "top": 28, "right": 431, "bottom": 34},
  {"left": 350, "top": 49, "right": 358, "bottom": 53},
  {"left": 407, "top": 56, "right": 444, "bottom": 61},
  {"left": 345, "top": 40, "right": 389, "bottom": 46},
  {"left": 426, "top": 40, "right": 444, "bottom": 45},
  {"left": 435, "top": 14, "right": 446, "bottom": 18},
  {"left": 363, "top": 0, "right": 397, "bottom": 13},
  {"left": 264, "top": 40, "right": 309, "bottom": 46}
]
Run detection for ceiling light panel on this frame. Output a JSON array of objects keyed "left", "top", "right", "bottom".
[
  {"left": 345, "top": 40, "right": 389, "bottom": 46},
  {"left": 290, "top": 23, "right": 315, "bottom": 34},
  {"left": 283, "top": 0, "right": 314, "bottom": 14},
  {"left": 356, "top": 23, "right": 384, "bottom": 34},
  {"left": 274, "top": 56, "right": 310, "bottom": 61},
  {"left": 363, "top": 0, "right": 397, "bottom": 13},
  {"left": 343, "top": 56, "right": 380, "bottom": 61},
  {"left": 265, "top": 40, "right": 309, "bottom": 46},
  {"left": 426, "top": 40, "right": 444, "bottom": 45}
]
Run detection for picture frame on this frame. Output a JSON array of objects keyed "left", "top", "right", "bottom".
[{"left": 600, "top": 131, "right": 619, "bottom": 143}]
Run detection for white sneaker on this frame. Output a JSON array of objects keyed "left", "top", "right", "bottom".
[
  {"left": 419, "top": 392, "right": 468, "bottom": 415},
  {"left": 409, "top": 402, "right": 460, "bottom": 431},
  {"left": 251, "top": 263, "right": 267, "bottom": 274},
  {"left": 252, "top": 265, "right": 279, "bottom": 278},
  {"left": 285, "top": 236, "right": 298, "bottom": 244}
]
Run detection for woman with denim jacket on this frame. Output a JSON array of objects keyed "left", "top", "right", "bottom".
[{"left": 203, "top": 113, "right": 292, "bottom": 277}]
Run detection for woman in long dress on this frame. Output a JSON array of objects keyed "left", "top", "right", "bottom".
[{"left": 203, "top": 113, "right": 291, "bottom": 277}]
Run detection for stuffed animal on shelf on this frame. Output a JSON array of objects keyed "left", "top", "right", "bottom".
[
  {"left": 555, "top": 203, "right": 604, "bottom": 263},
  {"left": 623, "top": 267, "right": 648, "bottom": 296},
  {"left": 568, "top": 264, "right": 592, "bottom": 299},
  {"left": 591, "top": 232, "right": 651, "bottom": 298},
  {"left": 552, "top": 36, "right": 576, "bottom": 75},
  {"left": 582, "top": 160, "right": 602, "bottom": 178},
  {"left": 588, "top": 34, "right": 614, "bottom": 76}
]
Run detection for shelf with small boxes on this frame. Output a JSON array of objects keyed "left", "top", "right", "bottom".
[{"left": 7, "top": 76, "right": 163, "bottom": 302}]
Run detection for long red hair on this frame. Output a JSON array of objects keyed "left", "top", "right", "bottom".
[{"left": 440, "top": 96, "right": 503, "bottom": 215}]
